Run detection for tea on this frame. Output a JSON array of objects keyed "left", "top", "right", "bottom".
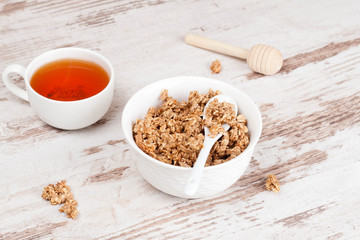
[{"left": 30, "top": 59, "right": 109, "bottom": 101}]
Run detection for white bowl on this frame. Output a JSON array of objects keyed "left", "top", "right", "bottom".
[{"left": 122, "top": 76, "right": 262, "bottom": 198}]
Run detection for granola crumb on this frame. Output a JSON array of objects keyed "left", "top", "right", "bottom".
[
  {"left": 42, "top": 180, "right": 79, "bottom": 219},
  {"left": 41, "top": 180, "right": 73, "bottom": 205},
  {"left": 266, "top": 174, "right": 280, "bottom": 193},
  {"left": 59, "top": 199, "right": 79, "bottom": 219},
  {"left": 210, "top": 59, "right": 221, "bottom": 74}
]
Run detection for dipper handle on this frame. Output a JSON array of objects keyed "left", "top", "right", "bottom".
[
  {"left": 185, "top": 34, "right": 249, "bottom": 59},
  {"left": 185, "top": 34, "right": 283, "bottom": 75}
]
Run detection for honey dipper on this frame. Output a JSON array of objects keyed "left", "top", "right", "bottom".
[{"left": 185, "top": 34, "right": 283, "bottom": 75}]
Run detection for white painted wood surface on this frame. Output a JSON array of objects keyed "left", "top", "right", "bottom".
[{"left": 1, "top": 0, "right": 360, "bottom": 239}]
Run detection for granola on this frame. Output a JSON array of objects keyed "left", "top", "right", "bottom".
[
  {"left": 265, "top": 174, "right": 280, "bottom": 193},
  {"left": 42, "top": 180, "right": 79, "bottom": 219},
  {"left": 210, "top": 59, "right": 221, "bottom": 74},
  {"left": 133, "top": 89, "right": 249, "bottom": 167},
  {"left": 204, "top": 98, "right": 236, "bottom": 137},
  {"left": 59, "top": 199, "right": 79, "bottom": 219}
]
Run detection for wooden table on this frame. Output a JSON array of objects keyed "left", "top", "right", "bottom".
[{"left": 1, "top": 0, "right": 359, "bottom": 239}]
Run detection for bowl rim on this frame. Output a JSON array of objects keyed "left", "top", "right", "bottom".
[{"left": 121, "top": 76, "right": 262, "bottom": 171}]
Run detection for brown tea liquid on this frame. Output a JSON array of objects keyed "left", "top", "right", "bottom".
[{"left": 30, "top": 59, "right": 109, "bottom": 101}]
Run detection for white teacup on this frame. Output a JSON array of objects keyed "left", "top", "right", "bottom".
[{"left": 2, "top": 48, "right": 114, "bottom": 130}]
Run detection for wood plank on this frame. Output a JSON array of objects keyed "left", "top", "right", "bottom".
[{"left": 1, "top": 0, "right": 360, "bottom": 239}]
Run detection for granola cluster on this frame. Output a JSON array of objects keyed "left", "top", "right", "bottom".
[
  {"left": 59, "top": 199, "right": 79, "bottom": 219},
  {"left": 42, "top": 180, "right": 79, "bottom": 219},
  {"left": 42, "top": 180, "right": 73, "bottom": 205},
  {"left": 210, "top": 59, "right": 221, "bottom": 74},
  {"left": 265, "top": 174, "right": 280, "bottom": 193},
  {"left": 204, "top": 98, "right": 236, "bottom": 137},
  {"left": 133, "top": 89, "right": 250, "bottom": 167}
]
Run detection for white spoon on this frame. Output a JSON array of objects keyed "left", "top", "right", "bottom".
[{"left": 184, "top": 95, "right": 238, "bottom": 196}]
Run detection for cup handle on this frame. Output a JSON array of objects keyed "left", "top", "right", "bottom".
[{"left": 2, "top": 64, "right": 29, "bottom": 102}]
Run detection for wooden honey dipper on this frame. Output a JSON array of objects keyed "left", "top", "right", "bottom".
[{"left": 185, "top": 34, "right": 283, "bottom": 75}]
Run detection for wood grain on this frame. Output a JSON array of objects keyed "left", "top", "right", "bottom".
[
  {"left": 1, "top": 0, "right": 360, "bottom": 239},
  {"left": 0, "top": 222, "right": 67, "bottom": 240},
  {"left": 87, "top": 167, "right": 129, "bottom": 183}
]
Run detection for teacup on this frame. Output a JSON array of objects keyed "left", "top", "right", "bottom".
[{"left": 2, "top": 47, "right": 114, "bottom": 130}]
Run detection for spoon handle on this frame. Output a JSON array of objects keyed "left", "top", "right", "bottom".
[
  {"left": 185, "top": 34, "right": 249, "bottom": 60},
  {"left": 184, "top": 134, "right": 220, "bottom": 196}
]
